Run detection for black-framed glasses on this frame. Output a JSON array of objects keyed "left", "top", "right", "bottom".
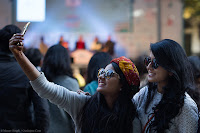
[
  {"left": 97, "top": 68, "right": 120, "bottom": 79},
  {"left": 144, "top": 57, "right": 159, "bottom": 69}
]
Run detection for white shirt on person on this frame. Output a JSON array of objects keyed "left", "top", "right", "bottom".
[{"left": 133, "top": 86, "right": 199, "bottom": 133}]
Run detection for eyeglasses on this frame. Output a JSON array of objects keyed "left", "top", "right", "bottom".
[
  {"left": 97, "top": 68, "right": 120, "bottom": 79},
  {"left": 144, "top": 57, "right": 159, "bottom": 69}
]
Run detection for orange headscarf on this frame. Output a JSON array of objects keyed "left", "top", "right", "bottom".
[{"left": 110, "top": 56, "right": 140, "bottom": 87}]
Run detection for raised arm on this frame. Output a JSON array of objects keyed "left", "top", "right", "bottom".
[
  {"left": 9, "top": 33, "right": 90, "bottom": 124},
  {"left": 9, "top": 33, "right": 40, "bottom": 81}
]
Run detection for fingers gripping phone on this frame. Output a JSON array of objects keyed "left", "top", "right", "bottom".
[{"left": 17, "top": 22, "right": 31, "bottom": 46}]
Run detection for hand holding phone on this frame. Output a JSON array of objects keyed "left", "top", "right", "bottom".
[{"left": 17, "top": 22, "right": 31, "bottom": 46}]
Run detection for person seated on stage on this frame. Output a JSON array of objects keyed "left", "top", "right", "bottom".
[
  {"left": 90, "top": 36, "right": 102, "bottom": 52},
  {"left": 103, "top": 35, "right": 115, "bottom": 56},
  {"left": 58, "top": 35, "right": 69, "bottom": 50},
  {"left": 75, "top": 35, "right": 86, "bottom": 50}
]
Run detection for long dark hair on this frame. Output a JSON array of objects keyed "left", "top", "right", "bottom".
[
  {"left": 86, "top": 52, "right": 112, "bottom": 84},
  {"left": 145, "top": 39, "right": 194, "bottom": 132},
  {"left": 41, "top": 45, "right": 73, "bottom": 81},
  {"left": 77, "top": 62, "right": 138, "bottom": 133}
]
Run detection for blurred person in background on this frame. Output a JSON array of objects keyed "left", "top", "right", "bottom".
[
  {"left": 133, "top": 39, "right": 198, "bottom": 133},
  {"left": 75, "top": 35, "right": 86, "bottom": 50},
  {"left": 132, "top": 54, "right": 148, "bottom": 89},
  {"left": 9, "top": 34, "right": 142, "bottom": 132},
  {"left": 25, "top": 48, "right": 43, "bottom": 71},
  {"left": 39, "top": 36, "right": 48, "bottom": 56},
  {"left": 103, "top": 35, "right": 115, "bottom": 57},
  {"left": 83, "top": 52, "right": 112, "bottom": 95},
  {"left": 188, "top": 56, "right": 200, "bottom": 90},
  {"left": 58, "top": 35, "right": 69, "bottom": 50},
  {"left": 0, "top": 25, "right": 49, "bottom": 132},
  {"left": 187, "top": 55, "right": 200, "bottom": 110},
  {"left": 41, "top": 44, "right": 79, "bottom": 133},
  {"left": 90, "top": 36, "right": 102, "bottom": 52},
  {"left": 73, "top": 68, "right": 86, "bottom": 90}
]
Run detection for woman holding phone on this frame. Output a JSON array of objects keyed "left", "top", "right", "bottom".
[{"left": 9, "top": 33, "right": 141, "bottom": 133}]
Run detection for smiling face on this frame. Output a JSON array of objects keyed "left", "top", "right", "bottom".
[
  {"left": 146, "top": 51, "right": 170, "bottom": 87},
  {"left": 97, "top": 64, "right": 122, "bottom": 97}
]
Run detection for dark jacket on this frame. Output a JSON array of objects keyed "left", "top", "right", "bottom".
[{"left": 0, "top": 53, "right": 49, "bottom": 132}]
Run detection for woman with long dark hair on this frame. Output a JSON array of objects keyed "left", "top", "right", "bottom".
[
  {"left": 9, "top": 33, "right": 141, "bottom": 133},
  {"left": 42, "top": 45, "right": 76, "bottom": 83},
  {"left": 133, "top": 39, "right": 199, "bottom": 133},
  {"left": 42, "top": 45, "right": 79, "bottom": 133}
]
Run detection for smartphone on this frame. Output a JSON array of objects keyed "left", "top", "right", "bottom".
[{"left": 17, "top": 22, "right": 31, "bottom": 46}]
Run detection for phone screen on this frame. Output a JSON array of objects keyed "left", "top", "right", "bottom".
[
  {"left": 21, "top": 22, "right": 30, "bottom": 36},
  {"left": 17, "top": 22, "right": 30, "bottom": 46}
]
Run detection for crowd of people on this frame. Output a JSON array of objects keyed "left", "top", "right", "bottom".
[{"left": 0, "top": 24, "right": 200, "bottom": 133}]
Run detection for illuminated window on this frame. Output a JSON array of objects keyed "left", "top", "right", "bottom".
[{"left": 17, "top": 0, "right": 46, "bottom": 22}]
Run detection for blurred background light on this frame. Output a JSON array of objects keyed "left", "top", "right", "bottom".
[{"left": 16, "top": 0, "right": 46, "bottom": 22}]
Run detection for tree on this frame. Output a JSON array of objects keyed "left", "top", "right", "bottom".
[{"left": 184, "top": 0, "right": 200, "bottom": 23}]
